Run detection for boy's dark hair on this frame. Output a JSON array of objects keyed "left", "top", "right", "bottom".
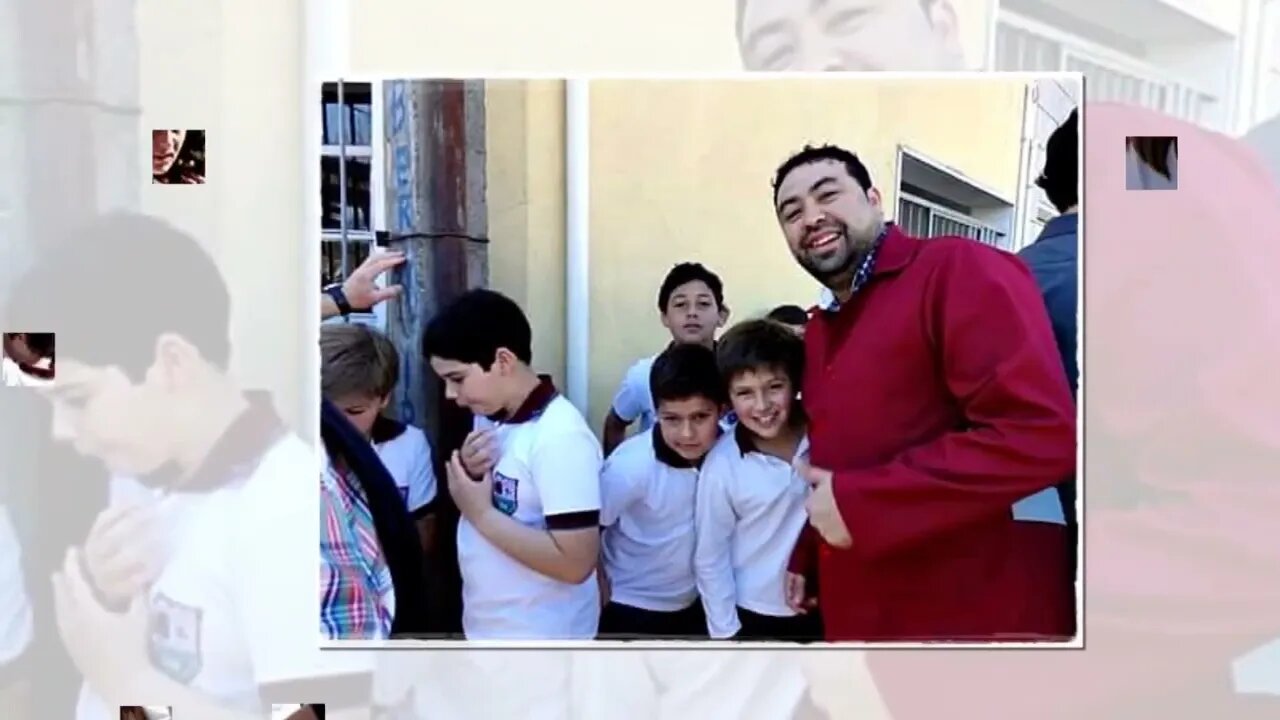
[
  {"left": 1036, "top": 109, "right": 1079, "bottom": 213},
  {"left": 766, "top": 305, "right": 808, "bottom": 326},
  {"left": 321, "top": 323, "right": 400, "bottom": 400},
  {"left": 716, "top": 319, "right": 805, "bottom": 390},
  {"left": 657, "top": 262, "right": 726, "bottom": 313},
  {"left": 649, "top": 343, "right": 727, "bottom": 408},
  {"left": 772, "top": 144, "right": 873, "bottom": 204},
  {"left": 1, "top": 213, "right": 231, "bottom": 382},
  {"left": 422, "top": 288, "right": 532, "bottom": 369}
]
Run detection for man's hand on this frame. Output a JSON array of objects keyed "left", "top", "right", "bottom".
[
  {"left": 342, "top": 250, "right": 406, "bottom": 311},
  {"left": 785, "top": 572, "right": 818, "bottom": 614},
  {"left": 459, "top": 429, "right": 498, "bottom": 479},
  {"left": 447, "top": 451, "right": 495, "bottom": 522},
  {"left": 796, "top": 460, "right": 853, "bottom": 549},
  {"left": 83, "top": 501, "right": 164, "bottom": 605}
]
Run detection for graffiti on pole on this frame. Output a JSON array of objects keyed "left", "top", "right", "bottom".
[{"left": 388, "top": 81, "right": 420, "bottom": 428}]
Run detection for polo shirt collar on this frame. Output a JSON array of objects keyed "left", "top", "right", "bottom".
[
  {"left": 816, "top": 222, "right": 918, "bottom": 313},
  {"left": 1038, "top": 212, "right": 1078, "bottom": 241},
  {"left": 490, "top": 374, "right": 558, "bottom": 424},
  {"left": 733, "top": 412, "right": 810, "bottom": 459},
  {"left": 153, "top": 390, "right": 287, "bottom": 492},
  {"left": 370, "top": 414, "right": 407, "bottom": 443}
]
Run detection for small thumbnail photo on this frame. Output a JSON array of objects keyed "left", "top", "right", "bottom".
[
  {"left": 1126, "top": 135, "right": 1178, "bottom": 190},
  {"left": 119, "top": 707, "right": 172, "bottom": 720},
  {"left": 273, "top": 704, "right": 325, "bottom": 720},
  {"left": 1, "top": 332, "right": 54, "bottom": 387},
  {"left": 152, "top": 129, "right": 206, "bottom": 184}
]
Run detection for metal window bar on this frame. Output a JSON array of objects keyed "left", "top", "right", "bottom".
[
  {"left": 898, "top": 194, "right": 1006, "bottom": 249},
  {"left": 337, "top": 79, "right": 348, "bottom": 279}
]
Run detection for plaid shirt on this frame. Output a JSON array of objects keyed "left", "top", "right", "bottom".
[{"left": 320, "top": 456, "right": 396, "bottom": 639}]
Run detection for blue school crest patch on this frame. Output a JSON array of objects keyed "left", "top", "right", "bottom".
[
  {"left": 148, "top": 592, "right": 203, "bottom": 684},
  {"left": 491, "top": 471, "right": 519, "bottom": 516}
]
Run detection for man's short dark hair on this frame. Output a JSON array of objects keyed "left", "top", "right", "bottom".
[
  {"left": 650, "top": 343, "right": 727, "bottom": 408},
  {"left": 716, "top": 319, "right": 805, "bottom": 390},
  {"left": 772, "top": 144, "right": 873, "bottom": 205},
  {"left": 422, "top": 288, "right": 532, "bottom": 369},
  {"left": 766, "top": 305, "right": 808, "bottom": 326},
  {"left": 1, "top": 213, "right": 231, "bottom": 381},
  {"left": 657, "top": 262, "right": 726, "bottom": 313},
  {"left": 1036, "top": 109, "right": 1078, "bottom": 213}
]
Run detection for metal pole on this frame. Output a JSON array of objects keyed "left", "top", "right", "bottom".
[{"left": 338, "top": 77, "right": 349, "bottom": 278}]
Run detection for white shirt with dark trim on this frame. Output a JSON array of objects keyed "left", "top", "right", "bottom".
[
  {"left": 694, "top": 430, "right": 811, "bottom": 639},
  {"left": 610, "top": 355, "right": 659, "bottom": 433},
  {"left": 459, "top": 395, "right": 603, "bottom": 640},
  {"left": 0, "top": 503, "right": 32, "bottom": 667},
  {"left": 600, "top": 428, "right": 699, "bottom": 613},
  {"left": 0, "top": 355, "right": 51, "bottom": 387},
  {"left": 75, "top": 434, "right": 373, "bottom": 719},
  {"left": 373, "top": 425, "right": 437, "bottom": 516}
]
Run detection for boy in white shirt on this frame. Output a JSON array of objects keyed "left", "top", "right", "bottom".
[
  {"left": 602, "top": 263, "right": 731, "bottom": 456},
  {"left": 695, "top": 319, "right": 822, "bottom": 641},
  {"left": 1, "top": 333, "right": 54, "bottom": 387},
  {"left": 598, "top": 343, "right": 725, "bottom": 639},
  {"left": 320, "top": 323, "right": 438, "bottom": 551},
  {"left": 4, "top": 213, "right": 371, "bottom": 718},
  {"left": 428, "top": 289, "right": 602, "bottom": 640}
]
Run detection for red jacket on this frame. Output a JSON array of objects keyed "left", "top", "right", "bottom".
[{"left": 790, "top": 225, "right": 1076, "bottom": 641}]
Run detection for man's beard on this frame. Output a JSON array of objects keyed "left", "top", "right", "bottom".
[{"left": 795, "top": 222, "right": 880, "bottom": 287}]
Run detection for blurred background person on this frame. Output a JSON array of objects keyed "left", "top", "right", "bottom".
[
  {"left": 735, "top": 0, "right": 966, "bottom": 71},
  {"left": 1125, "top": 136, "right": 1178, "bottom": 190},
  {"left": 151, "top": 129, "right": 205, "bottom": 185}
]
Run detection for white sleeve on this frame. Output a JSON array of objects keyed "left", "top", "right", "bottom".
[
  {"left": 532, "top": 428, "right": 603, "bottom": 519},
  {"left": 0, "top": 504, "right": 32, "bottom": 664},
  {"left": 610, "top": 361, "right": 647, "bottom": 423},
  {"left": 694, "top": 451, "right": 742, "bottom": 639},
  {"left": 404, "top": 429, "right": 437, "bottom": 513},
  {"left": 599, "top": 448, "right": 645, "bottom": 528},
  {"left": 236, "top": 443, "right": 372, "bottom": 684}
]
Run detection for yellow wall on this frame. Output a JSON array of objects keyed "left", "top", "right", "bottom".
[
  {"left": 482, "top": 78, "right": 1027, "bottom": 433},
  {"left": 584, "top": 78, "right": 1028, "bottom": 431},
  {"left": 353, "top": 0, "right": 996, "bottom": 72}
]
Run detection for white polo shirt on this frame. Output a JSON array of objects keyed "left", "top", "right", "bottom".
[
  {"left": 76, "top": 399, "right": 371, "bottom": 719},
  {"left": 694, "top": 428, "right": 811, "bottom": 638},
  {"left": 610, "top": 355, "right": 659, "bottom": 433},
  {"left": 0, "top": 355, "right": 52, "bottom": 387},
  {"left": 0, "top": 503, "right": 32, "bottom": 667},
  {"left": 459, "top": 379, "right": 603, "bottom": 640},
  {"left": 371, "top": 418, "right": 437, "bottom": 515},
  {"left": 600, "top": 428, "right": 700, "bottom": 613}
]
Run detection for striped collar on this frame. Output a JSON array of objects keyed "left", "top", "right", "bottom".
[{"left": 817, "top": 223, "right": 915, "bottom": 312}]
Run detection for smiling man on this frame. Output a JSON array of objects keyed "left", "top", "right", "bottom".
[
  {"left": 735, "top": 0, "right": 966, "bottom": 71},
  {"left": 773, "top": 144, "right": 1077, "bottom": 641}
]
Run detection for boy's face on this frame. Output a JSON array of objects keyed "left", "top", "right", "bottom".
[
  {"left": 332, "top": 392, "right": 390, "bottom": 439},
  {"left": 660, "top": 280, "right": 728, "bottom": 346},
  {"left": 37, "top": 355, "right": 180, "bottom": 477},
  {"left": 728, "top": 366, "right": 796, "bottom": 440},
  {"left": 3, "top": 334, "right": 40, "bottom": 365},
  {"left": 430, "top": 355, "right": 509, "bottom": 417},
  {"left": 656, "top": 395, "right": 722, "bottom": 461}
]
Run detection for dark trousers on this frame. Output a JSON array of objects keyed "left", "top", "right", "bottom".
[
  {"left": 598, "top": 600, "right": 708, "bottom": 640},
  {"left": 735, "top": 607, "right": 823, "bottom": 643}
]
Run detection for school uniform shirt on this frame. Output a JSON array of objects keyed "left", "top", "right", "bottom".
[
  {"left": 600, "top": 428, "right": 700, "bottom": 613},
  {"left": 370, "top": 416, "right": 437, "bottom": 516},
  {"left": 0, "top": 354, "right": 52, "bottom": 387},
  {"left": 0, "top": 503, "right": 33, "bottom": 668},
  {"left": 694, "top": 427, "right": 810, "bottom": 639},
  {"left": 611, "top": 355, "right": 659, "bottom": 433},
  {"left": 75, "top": 393, "right": 372, "bottom": 720},
  {"left": 792, "top": 225, "right": 1076, "bottom": 641},
  {"left": 459, "top": 376, "right": 603, "bottom": 640}
]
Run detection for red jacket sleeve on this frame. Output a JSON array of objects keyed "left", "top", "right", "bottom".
[{"left": 831, "top": 243, "right": 1077, "bottom": 560}]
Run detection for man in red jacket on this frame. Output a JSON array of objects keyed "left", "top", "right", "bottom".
[{"left": 774, "top": 144, "right": 1077, "bottom": 642}]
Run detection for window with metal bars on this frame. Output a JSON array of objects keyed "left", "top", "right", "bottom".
[
  {"left": 897, "top": 194, "right": 1006, "bottom": 248},
  {"left": 320, "top": 82, "right": 376, "bottom": 289}
]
